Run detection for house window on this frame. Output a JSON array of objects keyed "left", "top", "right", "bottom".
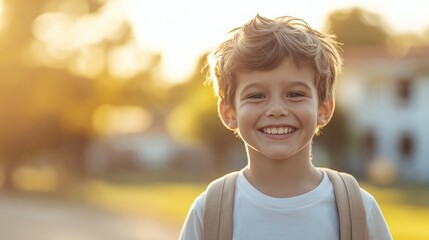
[
  {"left": 399, "top": 134, "right": 414, "bottom": 161},
  {"left": 397, "top": 78, "right": 412, "bottom": 104}
]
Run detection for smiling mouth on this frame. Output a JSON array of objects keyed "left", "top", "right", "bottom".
[{"left": 259, "top": 127, "right": 297, "bottom": 135}]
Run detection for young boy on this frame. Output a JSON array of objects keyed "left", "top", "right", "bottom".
[{"left": 180, "top": 14, "right": 392, "bottom": 240}]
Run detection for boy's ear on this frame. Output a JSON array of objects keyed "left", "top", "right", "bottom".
[
  {"left": 317, "top": 97, "right": 335, "bottom": 127},
  {"left": 218, "top": 100, "right": 238, "bottom": 130}
]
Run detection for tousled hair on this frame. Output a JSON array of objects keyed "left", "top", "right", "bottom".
[{"left": 206, "top": 14, "right": 343, "bottom": 106}]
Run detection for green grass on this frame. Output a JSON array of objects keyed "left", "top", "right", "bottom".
[
  {"left": 82, "top": 180, "right": 429, "bottom": 240},
  {"left": 362, "top": 183, "right": 429, "bottom": 240},
  {"left": 82, "top": 180, "right": 206, "bottom": 225}
]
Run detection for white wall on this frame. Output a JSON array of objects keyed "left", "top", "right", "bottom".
[{"left": 339, "top": 59, "right": 429, "bottom": 182}]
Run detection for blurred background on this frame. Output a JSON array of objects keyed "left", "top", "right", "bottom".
[{"left": 0, "top": 0, "right": 428, "bottom": 239}]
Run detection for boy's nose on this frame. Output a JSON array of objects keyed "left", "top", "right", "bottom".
[{"left": 265, "top": 101, "right": 289, "bottom": 118}]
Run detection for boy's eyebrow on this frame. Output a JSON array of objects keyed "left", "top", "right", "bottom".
[
  {"left": 238, "top": 80, "right": 314, "bottom": 94},
  {"left": 237, "top": 82, "right": 265, "bottom": 95},
  {"left": 239, "top": 82, "right": 261, "bottom": 91},
  {"left": 289, "top": 81, "right": 313, "bottom": 90}
]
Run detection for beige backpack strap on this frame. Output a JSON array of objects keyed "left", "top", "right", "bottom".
[
  {"left": 324, "top": 168, "right": 368, "bottom": 240},
  {"left": 203, "top": 171, "right": 239, "bottom": 240}
]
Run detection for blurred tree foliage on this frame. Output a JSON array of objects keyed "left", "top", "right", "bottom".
[
  {"left": 0, "top": 0, "right": 166, "bottom": 190},
  {"left": 326, "top": 7, "right": 429, "bottom": 54},
  {"left": 325, "top": 7, "right": 389, "bottom": 48}
]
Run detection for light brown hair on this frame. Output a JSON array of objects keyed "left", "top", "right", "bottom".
[{"left": 206, "top": 14, "right": 343, "bottom": 106}]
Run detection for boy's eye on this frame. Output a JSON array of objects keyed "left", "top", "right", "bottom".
[
  {"left": 287, "top": 92, "right": 305, "bottom": 98},
  {"left": 247, "top": 93, "right": 265, "bottom": 99}
]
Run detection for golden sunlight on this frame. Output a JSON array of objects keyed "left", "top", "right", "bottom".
[
  {"left": 107, "top": 41, "right": 152, "bottom": 79},
  {"left": 69, "top": 45, "right": 105, "bottom": 78},
  {"left": 0, "top": 0, "right": 4, "bottom": 31},
  {"left": 29, "top": 0, "right": 133, "bottom": 78},
  {"left": 92, "top": 105, "right": 153, "bottom": 135},
  {"left": 12, "top": 165, "right": 59, "bottom": 192}
]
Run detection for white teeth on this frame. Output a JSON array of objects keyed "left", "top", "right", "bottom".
[{"left": 262, "top": 127, "right": 295, "bottom": 135}]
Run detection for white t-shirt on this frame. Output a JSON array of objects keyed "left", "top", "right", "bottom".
[{"left": 180, "top": 170, "right": 392, "bottom": 240}]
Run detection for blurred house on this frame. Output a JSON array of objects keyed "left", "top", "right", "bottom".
[
  {"left": 339, "top": 46, "right": 429, "bottom": 183},
  {"left": 85, "top": 112, "right": 214, "bottom": 180}
]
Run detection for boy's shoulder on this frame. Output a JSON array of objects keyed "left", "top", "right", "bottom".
[
  {"left": 190, "top": 170, "right": 239, "bottom": 213},
  {"left": 191, "top": 190, "right": 207, "bottom": 215}
]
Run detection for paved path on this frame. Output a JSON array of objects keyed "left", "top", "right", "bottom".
[{"left": 0, "top": 194, "right": 179, "bottom": 240}]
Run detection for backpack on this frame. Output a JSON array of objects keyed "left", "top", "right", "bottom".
[{"left": 203, "top": 168, "right": 367, "bottom": 240}]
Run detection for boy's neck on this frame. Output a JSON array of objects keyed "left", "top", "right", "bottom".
[{"left": 243, "top": 152, "right": 323, "bottom": 198}]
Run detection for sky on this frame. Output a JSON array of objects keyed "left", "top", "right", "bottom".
[
  {"left": 2, "top": 0, "right": 427, "bottom": 83},
  {"left": 119, "top": 0, "right": 429, "bottom": 84}
]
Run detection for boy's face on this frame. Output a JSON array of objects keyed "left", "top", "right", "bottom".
[{"left": 219, "top": 58, "right": 334, "bottom": 161}]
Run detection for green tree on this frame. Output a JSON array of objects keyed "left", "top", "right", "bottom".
[
  {"left": 0, "top": 0, "right": 99, "bottom": 190},
  {"left": 325, "top": 7, "right": 389, "bottom": 48},
  {"left": 0, "top": 0, "right": 164, "bottom": 190}
]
